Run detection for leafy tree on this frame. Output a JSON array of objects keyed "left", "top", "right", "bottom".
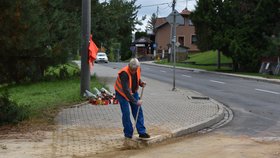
[
  {"left": 146, "top": 13, "right": 157, "bottom": 33},
  {"left": 0, "top": 0, "right": 49, "bottom": 83},
  {"left": 190, "top": 0, "right": 215, "bottom": 51},
  {"left": 191, "top": 0, "right": 279, "bottom": 72},
  {"left": 0, "top": 0, "right": 146, "bottom": 84},
  {"left": 91, "top": 0, "right": 140, "bottom": 60},
  {"left": 228, "top": 0, "right": 279, "bottom": 71},
  {"left": 0, "top": 0, "right": 81, "bottom": 83},
  {"left": 264, "top": 33, "right": 280, "bottom": 57},
  {"left": 135, "top": 31, "right": 148, "bottom": 40}
]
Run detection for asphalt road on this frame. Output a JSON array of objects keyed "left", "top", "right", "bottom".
[{"left": 105, "top": 62, "right": 280, "bottom": 138}]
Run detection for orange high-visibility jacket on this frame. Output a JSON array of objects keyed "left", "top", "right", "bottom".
[{"left": 114, "top": 66, "right": 141, "bottom": 101}]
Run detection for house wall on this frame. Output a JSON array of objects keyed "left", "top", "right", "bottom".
[
  {"left": 155, "top": 16, "right": 199, "bottom": 54},
  {"left": 177, "top": 24, "right": 199, "bottom": 52},
  {"left": 155, "top": 25, "right": 171, "bottom": 51}
]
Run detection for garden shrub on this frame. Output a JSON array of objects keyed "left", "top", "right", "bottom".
[{"left": 0, "top": 90, "right": 28, "bottom": 125}]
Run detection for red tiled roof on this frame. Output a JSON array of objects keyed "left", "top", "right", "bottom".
[
  {"left": 180, "top": 8, "right": 191, "bottom": 15},
  {"left": 155, "top": 8, "right": 192, "bottom": 29},
  {"left": 155, "top": 18, "right": 167, "bottom": 28}
]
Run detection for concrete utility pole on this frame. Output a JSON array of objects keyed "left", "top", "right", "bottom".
[
  {"left": 156, "top": 6, "right": 159, "bottom": 17},
  {"left": 172, "top": 0, "right": 177, "bottom": 91},
  {"left": 80, "top": 0, "right": 91, "bottom": 95}
]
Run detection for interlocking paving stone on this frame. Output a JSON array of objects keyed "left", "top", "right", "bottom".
[{"left": 51, "top": 63, "right": 224, "bottom": 157}]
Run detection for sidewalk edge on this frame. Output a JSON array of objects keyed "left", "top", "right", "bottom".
[{"left": 143, "top": 102, "right": 225, "bottom": 145}]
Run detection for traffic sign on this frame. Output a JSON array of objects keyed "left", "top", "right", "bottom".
[
  {"left": 153, "top": 43, "right": 157, "bottom": 48},
  {"left": 166, "top": 9, "right": 184, "bottom": 25},
  {"left": 130, "top": 46, "right": 136, "bottom": 52}
]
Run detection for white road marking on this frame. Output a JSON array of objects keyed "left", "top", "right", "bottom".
[
  {"left": 210, "top": 80, "right": 225, "bottom": 84},
  {"left": 160, "top": 70, "right": 166, "bottom": 73},
  {"left": 255, "top": 88, "right": 280, "bottom": 95},
  {"left": 182, "top": 75, "right": 192, "bottom": 78}
]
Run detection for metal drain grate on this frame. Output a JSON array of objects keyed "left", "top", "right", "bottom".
[{"left": 190, "top": 96, "right": 210, "bottom": 100}]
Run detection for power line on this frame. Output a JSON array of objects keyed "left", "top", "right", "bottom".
[
  {"left": 140, "top": 2, "right": 171, "bottom": 8},
  {"left": 140, "top": 0, "right": 195, "bottom": 11}
]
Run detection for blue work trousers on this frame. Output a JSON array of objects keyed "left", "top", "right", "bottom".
[{"left": 115, "top": 91, "right": 146, "bottom": 138}]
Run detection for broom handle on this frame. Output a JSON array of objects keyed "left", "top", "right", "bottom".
[
  {"left": 140, "top": 86, "right": 144, "bottom": 99},
  {"left": 133, "top": 87, "right": 144, "bottom": 136}
]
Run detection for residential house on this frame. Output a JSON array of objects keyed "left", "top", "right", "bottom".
[
  {"left": 155, "top": 8, "right": 199, "bottom": 59},
  {"left": 131, "top": 36, "right": 152, "bottom": 60}
]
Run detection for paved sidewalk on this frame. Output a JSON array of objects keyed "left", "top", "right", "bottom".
[{"left": 52, "top": 63, "right": 226, "bottom": 157}]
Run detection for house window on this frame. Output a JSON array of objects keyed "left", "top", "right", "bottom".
[
  {"left": 178, "top": 36, "right": 184, "bottom": 46},
  {"left": 179, "top": 18, "right": 186, "bottom": 26},
  {"left": 183, "top": 18, "right": 186, "bottom": 25},
  {"left": 191, "top": 35, "right": 197, "bottom": 44},
  {"left": 189, "top": 19, "right": 193, "bottom": 26}
]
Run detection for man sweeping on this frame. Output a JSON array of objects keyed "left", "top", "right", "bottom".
[{"left": 114, "top": 58, "right": 150, "bottom": 140}]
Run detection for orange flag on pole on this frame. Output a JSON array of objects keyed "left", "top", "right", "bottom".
[{"left": 88, "top": 34, "right": 99, "bottom": 71}]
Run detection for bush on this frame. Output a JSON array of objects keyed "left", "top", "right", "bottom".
[
  {"left": 44, "top": 63, "right": 80, "bottom": 81},
  {"left": 0, "top": 90, "right": 28, "bottom": 125}
]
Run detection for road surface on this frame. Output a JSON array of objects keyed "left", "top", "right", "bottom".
[{"left": 106, "top": 62, "right": 280, "bottom": 138}]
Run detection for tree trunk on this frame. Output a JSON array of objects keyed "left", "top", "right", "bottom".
[
  {"left": 232, "top": 58, "right": 239, "bottom": 72},
  {"left": 217, "top": 50, "right": 221, "bottom": 69}
]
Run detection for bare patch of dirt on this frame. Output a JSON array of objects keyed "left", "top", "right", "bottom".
[
  {"left": 0, "top": 131, "right": 53, "bottom": 158},
  {"left": 0, "top": 119, "right": 55, "bottom": 158},
  {"left": 1, "top": 121, "right": 280, "bottom": 158},
  {"left": 89, "top": 133, "right": 280, "bottom": 158},
  {"left": 0, "top": 119, "right": 54, "bottom": 139},
  {"left": 0, "top": 123, "right": 53, "bottom": 158}
]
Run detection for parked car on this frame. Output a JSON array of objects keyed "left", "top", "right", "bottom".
[{"left": 95, "top": 52, "right": 108, "bottom": 63}]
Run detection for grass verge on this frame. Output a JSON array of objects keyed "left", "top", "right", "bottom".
[
  {"left": 0, "top": 64, "right": 107, "bottom": 126},
  {"left": 156, "top": 59, "right": 232, "bottom": 71},
  {"left": 155, "top": 59, "right": 280, "bottom": 80},
  {"left": 187, "top": 50, "right": 232, "bottom": 64}
]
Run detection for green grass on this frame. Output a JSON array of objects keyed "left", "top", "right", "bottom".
[
  {"left": 0, "top": 63, "right": 107, "bottom": 123},
  {"left": 44, "top": 63, "right": 80, "bottom": 80},
  {"left": 177, "top": 62, "right": 232, "bottom": 71},
  {"left": 155, "top": 50, "right": 280, "bottom": 80},
  {"left": 187, "top": 50, "right": 232, "bottom": 64},
  {"left": 2, "top": 77, "right": 105, "bottom": 119},
  {"left": 156, "top": 59, "right": 232, "bottom": 71}
]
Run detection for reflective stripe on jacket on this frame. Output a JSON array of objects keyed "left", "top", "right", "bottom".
[{"left": 114, "top": 66, "right": 141, "bottom": 101}]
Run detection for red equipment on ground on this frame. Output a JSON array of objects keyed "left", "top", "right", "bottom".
[{"left": 85, "top": 88, "right": 118, "bottom": 105}]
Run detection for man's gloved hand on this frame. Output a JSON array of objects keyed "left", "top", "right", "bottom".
[
  {"left": 140, "top": 81, "right": 146, "bottom": 87},
  {"left": 136, "top": 100, "right": 143, "bottom": 106}
]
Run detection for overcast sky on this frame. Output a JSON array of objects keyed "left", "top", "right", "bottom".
[
  {"left": 135, "top": 0, "right": 197, "bottom": 31},
  {"left": 99, "top": 0, "right": 197, "bottom": 31}
]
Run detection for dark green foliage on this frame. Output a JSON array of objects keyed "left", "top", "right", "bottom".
[
  {"left": 135, "top": 32, "right": 148, "bottom": 40},
  {"left": 146, "top": 13, "right": 157, "bottom": 33},
  {"left": 0, "top": 0, "right": 140, "bottom": 84},
  {"left": 0, "top": 0, "right": 81, "bottom": 84},
  {"left": 264, "top": 33, "right": 280, "bottom": 57},
  {"left": 91, "top": 0, "right": 140, "bottom": 61},
  {"left": 189, "top": 0, "right": 214, "bottom": 51},
  {"left": 0, "top": 90, "right": 28, "bottom": 125},
  {"left": 43, "top": 63, "right": 80, "bottom": 81},
  {"left": 191, "top": 0, "right": 279, "bottom": 72},
  {"left": 0, "top": 63, "right": 82, "bottom": 124}
]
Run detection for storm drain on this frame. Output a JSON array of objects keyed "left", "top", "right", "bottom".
[{"left": 190, "top": 96, "right": 210, "bottom": 100}]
